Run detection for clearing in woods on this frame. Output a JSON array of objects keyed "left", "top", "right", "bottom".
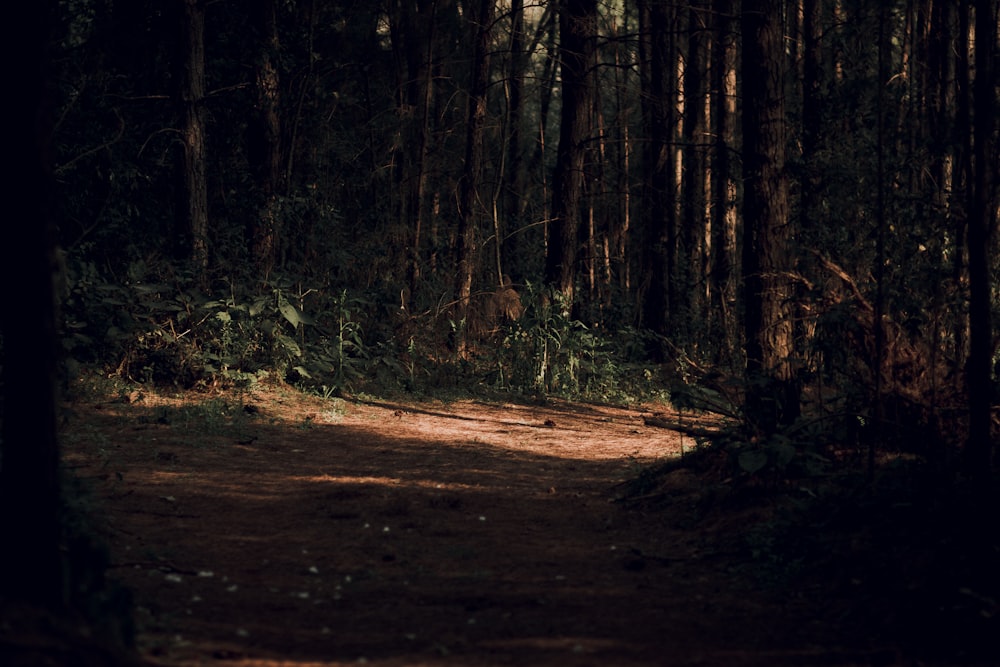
[{"left": 54, "top": 382, "right": 942, "bottom": 666}]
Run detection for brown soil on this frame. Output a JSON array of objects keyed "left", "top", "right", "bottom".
[{"left": 57, "top": 383, "right": 912, "bottom": 666}]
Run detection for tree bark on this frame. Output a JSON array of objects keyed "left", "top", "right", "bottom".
[
  {"left": 637, "top": 0, "right": 676, "bottom": 338},
  {"left": 503, "top": 0, "right": 527, "bottom": 282},
  {"left": 741, "top": 0, "right": 799, "bottom": 432},
  {"left": 388, "top": 0, "right": 439, "bottom": 305},
  {"left": 248, "top": 0, "right": 283, "bottom": 277},
  {"left": 964, "top": 0, "right": 996, "bottom": 477},
  {"left": 454, "top": 0, "right": 495, "bottom": 354},
  {"left": 680, "top": 0, "right": 708, "bottom": 337},
  {"left": 710, "top": 0, "right": 737, "bottom": 363},
  {"left": 546, "top": 0, "right": 598, "bottom": 308},
  {"left": 179, "top": 0, "right": 209, "bottom": 281}
]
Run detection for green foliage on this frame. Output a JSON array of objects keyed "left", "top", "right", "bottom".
[
  {"left": 62, "top": 256, "right": 374, "bottom": 394},
  {"left": 669, "top": 360, "right": 831, "bottom": 485},
  {"left": 488, "top": 284, "right": 665, "bottom": 402}
]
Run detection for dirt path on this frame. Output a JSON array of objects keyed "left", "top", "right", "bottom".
[{"left": 62, "top": 385, "right": 886, "bottom": 666}]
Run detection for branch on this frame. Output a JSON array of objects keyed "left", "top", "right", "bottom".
[
  {"left": 810, "top": 250, "right": 873, "bottom": 312},
  {"left": 54, "top": 109, "right": 125, "bottom": 175}
]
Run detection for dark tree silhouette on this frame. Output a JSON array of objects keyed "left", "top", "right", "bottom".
[
  {"left": 454, "top": 0, "right": 496, "bottom": 354},
  {"left": 546, "top": 0, "right": 598, "bottom": 307},
  {"left": 965, "top": 0, "right": 996, "bottom": 477},
  {"left": 0, "top": 0, "right": 64, "bottom": 607},
  {"left": 176, "top": 0, "right": 209, "bottom": 280}
]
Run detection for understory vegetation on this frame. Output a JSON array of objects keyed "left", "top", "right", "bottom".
[{"left": 3, "top": 0, "right": 998, "bottom": 662}]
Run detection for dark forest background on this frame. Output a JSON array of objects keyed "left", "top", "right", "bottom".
[
  {"left": 45, "top": 0, "right": 998, "bottom": 461},
  {"left": 1, "top": 0, "right": 1000, "bottom": 659}
]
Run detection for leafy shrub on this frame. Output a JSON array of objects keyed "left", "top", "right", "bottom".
[{"left": 62, "top": 258, "right": 372, "bottom": 394}]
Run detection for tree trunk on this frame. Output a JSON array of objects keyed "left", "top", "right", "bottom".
[
  {"left": 389, "top": 0, "right": 438, "bottom": 305},
  {"left": 503, "top": 0, "right": 527, "bottom": 282},
  {"left": 637, "top": 0, "right": 676, "bottom": 339},
  {"left": 0, "top": 0, "right": 64, "bottom": 607},
  {"left": 248, "top": 0, "right": 283, "bottom": 277},
  {"left": 964, "top": 0, "right": 996, "bottom": 477},
  {"left": 741, "top": 0, "right": 799, "bottom": 432},
  {"left": 800, "top": 0, "right": 822, "bottom": 230},
  {"left": 680, "top": 0, "right": 708, "bottom": 340},
  {"left": 710, "top": 0, "right": 737, "bottom": 363},
  {"left": 179, "top": 0, "right": 209, "bottom": 282},
  {"left": 546, "top": 0, "right": 597, "bottom": 308},
  {"left": 454, "top": 0, "right": 495, "bottom": 354},
  {"left": 952, "top": 0, "right": 972, "bottom": 372}
]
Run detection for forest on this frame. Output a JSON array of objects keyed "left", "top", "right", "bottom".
[
  {"left": 36, "top": 0, "right": 997, "bottom": 450},
  {"left": 1, "top": 0, "right": 999, "bottom": 664},
  {"left": 31, "top": 0, "right": 998, "bottom": 441}
]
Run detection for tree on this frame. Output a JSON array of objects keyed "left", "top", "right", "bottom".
[
  {"left": 1, "top": 0, "right": 64, "bottom": 607},
  {"left": 741, "top": 0, "right": 799, "bottom": 432},
  {"left": 247, "top": 0, "right": 284, "bottom": 277},
  {"left": 964, "top": 0, "right": 996, "bottom": 477},
  {"left": 454, "top": 0, "right": 496, "bottom": 354},
  {"left": 502, "top": 0, "right": 529, "bottom": 281},
  {"left": 546, "top": 0, "right": 598, "bottom": 307},
  {"left": 637, "top": 0, "right": 677, "bottom": 338},
  {"left": 177, "top": 0, "right": 209, "bottom": 281},
  {"left": 680, "top": 0, "right": 709, "bottom": 339},
  {"left": 709, "top": 0, "right": 737, "bottom": 363},
  {"left": 388, "top": 0, "right": 448, "bottom": 305}
]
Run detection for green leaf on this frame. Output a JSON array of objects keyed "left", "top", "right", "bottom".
[
  {"left": 738, "top": 449, "right": 769, "bottom": 474},
  {"left": 275, "top": 332, "right": 302, "bottom": 357},
  {"left": 772, "top": 441, "right": 796, "bottom": 468},
  {"left": 279, "top": 299, "right": 302, "bottom": 327},
  {"left": 249, "top": 297, "right": 269, "bottom": 318},
  {"left": 278, "top": 299, "right": 314, "bottom": 327}
]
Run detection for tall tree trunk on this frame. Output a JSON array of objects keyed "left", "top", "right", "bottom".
[
  {"left": 637, "top": 0, "right": 677, "bottom": 339},
  {"left": 952, "top": 0, "right": 972, "bottom": 371},
  {"left": 800, "top": 0, "right": 822, "bottom": 230},
  {"left": 528, "top": 6, "right": 558, "bottom": 257},
  {"left": 248, "top": 0, "right": 283, "bottom": 278},
  {"left": 179, "top": 0, "right": 209, "bottom": 282},
  {"left": 546, "top": 0, "right": 597, "bottom": 308},
  {"left": 681, "top": 0, "right": 708, "bottom": 341},
  {"left": 611, "top": 6, "right": 632, "bottom": 295},
  {"left": 0, "top": 0, "right": 64, "bottom": 607},
  {"left": 389, "top": 0, "right": 438, "bottom": 306},
  {"left": 741, "top": 0, "right": 799, "bottom": 432},
  {"left": 503, "top": 0, "right": 527, "bottom": 282},
  {"left": 964, "top": 0, "right": 996, "bottom": 477},
  {"left": 454, "top": 0, "right": 495, "bottom": 354},
  {"left": 710, "top": 0, "right": 737, "bottom": 364}
]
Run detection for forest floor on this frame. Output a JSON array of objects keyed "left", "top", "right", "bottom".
[{"left": 51, "top": 379, "right": 998, "bottom": 666}]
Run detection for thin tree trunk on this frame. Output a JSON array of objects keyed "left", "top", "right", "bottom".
[
  {"left": 248, "top": 0, "right": 283, "bottom": 277},
  {"left": 964, "top": 0, "right": 996, "bottom": 477},
  {"left": 613, "top": 6, "right": 632, "bottom": 293},
  {"left": 952, "top": 0, "right": 972, "bottom": 370},
  {"left": 638, "top": 0, "right": 676, "bottom": 339},
  {"left": 528, "top": 7, "right": 558, "bottom": 255},
  {"left": 711, "top": 0, "right": 737, "bottom": 364},
  {"left": 389, "top": 0, "right": 438, "bottom": 306},
  {"left": 179, "top": 0, "right": 209, "bottom": 282},
  {"left": 681, "top": 0, "right": 708, "bottom": 340},
  {"left": 455, "top": 0, "right": 495, "bottom": 354},
  {"left": 503, "top": 0, "right": 527, "bottom": 281}
]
